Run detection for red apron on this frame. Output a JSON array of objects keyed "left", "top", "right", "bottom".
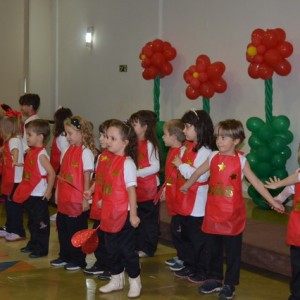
[
  {"left": 100, "top": 155, "right": 129, "bottom": 233},
  {"left": 1, "top": 141, "right": 15, "bottom": 195},
  {"left": 202, "top": 152, "right": 246, "bottom": 235}
]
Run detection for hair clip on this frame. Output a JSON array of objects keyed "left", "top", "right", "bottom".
[
  {"left": 5, "top": 110, "right": 22, "bottom": 118},
  {"left": 71, "top": 118, "right": 81, "bottom": 130},
  {"left": 190, "top": 108, "right": 200, "bottom": 120}
]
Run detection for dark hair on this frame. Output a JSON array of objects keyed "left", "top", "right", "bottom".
[
  {"left": 53, "top": 107, "right": 73, "bottom": 137},
  {"left": 181, "top": 109, "right": 215, "bottom": 151},
  {"left": 164, "top": 119, "right": 186, "bottom": 143},
  {"left": 129, "top": 110, "right": 161, "bottom": 160},
  {"left": 99, "top": 119, "right": 119, "bottom": 134},
  {"left": 108, "top": 119, "right": 138, "bottom": 165},
  {"left": 19, "top": 93, "right": 40, "bottom": 111},
  {"left": 214, "top": 119, "right": 246, "bottom": 146},
  {"left": 0, "top": 104, "right": 12, "bottom": 112},
  {"left": 25, "top": 119, "right": 50, "bottom": 144}
]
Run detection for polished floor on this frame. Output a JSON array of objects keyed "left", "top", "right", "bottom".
[{"left": 0, "top": 203, "right": 290, "bottom": 300}]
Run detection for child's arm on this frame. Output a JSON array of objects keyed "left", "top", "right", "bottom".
[
  {"left": 11, "top": 148, "right": 24, "bottom": 167},
  {"left": 83, "top": 181, "right": 95, "bottom": 200},
  {"left": 243, "top": 161, "right": 284, "bottom": 212},
  {"left": 265, "top": 173, "right": 300, "bottom": 190},
  {"left": 82, "top": 171, "right": 92, "bottom": 211},
  {"left": 274, "top": 185, "right": 294, "bottom": 203},
  {"left": 128, "top": 185, "right": 140, "bottom": 228},
  {"left": 179, "top": 159, "right": 210, "bottom": 193},
  {"left": 39, "top": 154, "right": 56, "bottom": 201}
]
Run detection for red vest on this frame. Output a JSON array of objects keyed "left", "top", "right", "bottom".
[
  {"left": 175, "top": 142, "right": 204, "bottom": 216},
  {"left": 136, "top": 140, "right": 158, "bottom": 202},
  {"left": 50, "top": 136, "right": 61, "bottom": 174},
  {"left": 57, "top": 146, "right": 84, "bottom": 216},
  {"left": 164, "top": 147, "right": 181, "bottom": 216},
  {"left": 90, "top": 150, "right": 114, "bottom": 220},
  {"left": 202, "top": 152, "right": 246, "bottom": 235},
  {"left": 100, "top": 155, "right": 129, "bottom": 233},
  {"left": 13, "top": 147, "right": 46, "bottom": 203},
  {"left": 1, "top": 141, "right": 15, "bottom": 195},
  {"left": 286, "top": 177, "right": 300, "bottom": 246}
]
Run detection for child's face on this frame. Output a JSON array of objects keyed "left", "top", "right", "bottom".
[
  {"left": 162, "top": 128, "right": 176, "bottom": 147},
  {"left": 106, "top": 126, "right": 128, "bottom": 156},
  {"left": 183, "top": 123, "right": 197, "bottom": 143},
  {"left": 131, "top": 120, "right": 147, "bottom": 140},
  {"left": 215, "top": 134, "right": 239, "bottom": 155},
  {"left": 99, "top": 131, "right": 108, "bottom": 149},
  {"left": 65, "top": 124, "right": 82, "bottom": 146},
  {"left": 20, "top": 104, "right": 33, "bottom": 117},
  {"left": 26, "top": 129, "right": 42, "bottom": 147}
]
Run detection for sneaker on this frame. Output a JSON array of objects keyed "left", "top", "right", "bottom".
[
  {"left": 5, "top": 233, "right": 26, "bottom": 242},
  {"left": 50, "top": 258, "right": 68, "bottom": 267},
  {"left": 169, "top": 261, "right": 185, "bottom": 271},
  {"left": 50, "top": 213, "right": 57, "bottom": 222},
  {"left": 138, "top": 250, "right": 149, "bottom": 258},
  {"left": 165, "top": 256, "right": 179, "bottom": 266},
  {"left": 29, "top": 252, "right": 47, "bottom": 258},
  {"left": 64, "top": 263, "right": 81, "bottom": 271},
  {"left": 188, "top": 273, "right": 206, "bottom": 284},
  {"left": 219, "top": 285, "right": 235, "bottom": 300},
  {"left": 174, "top": 267, "right": 194, "bottom": 279},
  {"left": 20, "top": 246, "right": 33, "bottom": 253},
  {"left": 200, "top": 280, "right": 223, "bottom": 294},
  {"left": 84, "top": 265, "right": 104, "bottom": 275},
  {"left": 0, "top": 226, "right": 7, "bottom": 238},
  {"left": 98, "top": 270, "right": 111, "bottom": 280}
]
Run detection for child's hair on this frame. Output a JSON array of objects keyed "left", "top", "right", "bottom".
[
  {"left": 129, "top": 110, "right": 161, "bottom": 159},
  {"left": 19, "top": 93, "right": 40, "bottom": 111},
  {"left": 181, "top": 109, "right": 215, "bottom": 151},
  {"left": 25, "top": 119, "right": 50, "bottom": 144},
  {"left": 214, "top": 119, "right": 246, "bottom": 146},
  {"left": 0, "top": 116, "right": 21, "bottom": 141},
  {"left": 53, "top": 107, "right": 73, "bottom": 137},
  {"left": 108, "top": 119, "right": 138, "bottom": 165},
  {"left": 0, "top": 103, "right": 12, "bottom": 112},
  {"left": 99, "top": 119, "right": 119, "bottom": 134},
  {"left": 163, "top": 119, "right": 186, "bottom": 143},
  {"left": 64, "top": 115, "right": 97, "bottom": 156}
]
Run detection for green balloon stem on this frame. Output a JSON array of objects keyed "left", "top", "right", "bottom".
[
  {"left": 202, "top": 97, "right": 210, "bottom": 114},
  {"left": 265, "top": 78, "right": 273, "bottom": 125},
  {"left": 154, "top": 76, "right": 160, "bottom": 121}
]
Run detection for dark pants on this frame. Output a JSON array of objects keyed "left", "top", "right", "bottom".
[
  {"left": 135, "top": 199, "right": 160, "bottom": 256},
  {"left": 92, "top": 220, "right": 108, "bottom": 270},
  {"left": 56, "top": 211, "right": 88, "bottom": 268},
  {"left": 4, "top": 183, "right": 25, "bottom": 237},
  {"left": 290, "top": 245, "right": 300, "bottom": 299},
  {"left": 170, "top": 215, "right": 184, "bottom": 260},
  {"left": 104, "top": 216, "right": 140, "bottom": 278},
  {"left": 23, "top": 196, "right": 50, "bottom": 255},
  {"left": 207, "top": 233, "right": 243, "bottom": 286}
]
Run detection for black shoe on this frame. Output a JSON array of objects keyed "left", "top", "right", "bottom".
[
  {"left": 64, "top": 263, "right": 82, "bottom": 271},
  {"left": 174, "top": 267, "right": 194, "bottom": 279},
  {"left": 188, "top": 273, "right": 206, "bottom": 284},
  {"left": 199, "top": 280, "right": 223, "bottom": 294},
  {"left": 98, "top": 270, "right": 111, "bottom": 280},
  {"left": 29, "top": 252, "right": 47, "bottom": 259},
  {"left": 50, "top": 258, "right": 68, "bottom": 267},
  {"left": 20, "top": 246, "right": 33, "bottom": 253},
  {"left": 219, "top": 285, "right": 235, "bottom": 300},
  {"left": 84, "top": 265, "right": 104, "bottom": 275}
]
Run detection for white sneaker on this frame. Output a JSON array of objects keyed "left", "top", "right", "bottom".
[
  {"left": 128, "top": 275, "right": 142, "bottom": 298},
  {"left": 5, "top": 233, "right": 26, "bottom": 241},
  {"left": 50, "top": 213, "right": 57, "bottom": 221},
  {"left": 0, "top": 226, "right": 8, "bottom": 238},
  {"left": 99, "top": 272, "right": 125, "bottom": 293}
]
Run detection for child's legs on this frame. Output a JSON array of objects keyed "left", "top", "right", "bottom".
[
  {"left": 223, "top": 233, "right": 243, "bottom": 286},
  {"left": 93, "top": 220, "right": 108, "bottom": 270},
  {"left": 136, "top": 200, "right": 160, "bottom": 256},
  {"left": 171, "top": 215, "right": 185, "bottom": 261},
  {"left": 56, "top": 212, "right": 71, "bottom": 261},
  {"left": 290, "top": 245, "right": 300, "bottom": 299}
]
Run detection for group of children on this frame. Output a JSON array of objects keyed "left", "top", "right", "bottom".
[{"left": 0, "top": 94, "right": 298, "bottom": 299}]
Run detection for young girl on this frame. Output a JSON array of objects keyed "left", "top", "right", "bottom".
[
  {"left": 51, "top": 115, "right": 96, "bottom": 271},
  {"left": 180, "top": 119, "right": 284, "bottom": 299},
  {"left": 98, "top": 119, "right": 141, "bottom": 298},
  {"left": 129, "top": 110, "right": 160, "bottom": 258},
  {"left": 171, "top": 110, "right": 215, "bottom": 284},
  {"left": 13, "top": 119, "right": 56, "bottom": 258},
  {"left": 0, "top": 113, "right": 25, "bottom": 241}
]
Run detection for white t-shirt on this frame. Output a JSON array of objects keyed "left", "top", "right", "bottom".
[
  {"left": 9, "top": 136, "right": 24, "bottom": 183},
  {"left": 124, "top": 156, "right": 137, "bottom": 210},
  {"left": 56, "top": 134, "right": 70, "bottom": 158}
]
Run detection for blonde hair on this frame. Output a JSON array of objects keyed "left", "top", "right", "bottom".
[
  {"left": 64, "top": 115, "right": 97, "bottom": 156},
  {"left": 164, "top": 119, "right": 185, "bottom": 143},
  {"left": 0, "top": 116, "right": 21, "bottom": 141}
]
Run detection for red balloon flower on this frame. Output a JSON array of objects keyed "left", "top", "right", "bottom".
[
  {"left": 246, "top": 28, "right": 293, "bottom": 80},
  {"left": 183, "top": 54, "right": 227, "bottom": 100},
  {"left": 139, "top": 39, "right": 177, "bottom": 80}
]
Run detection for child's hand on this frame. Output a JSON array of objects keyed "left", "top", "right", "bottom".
[
  {"left": 270, "top": 199, "right": 285, "bottom": 213},
  {"left": 180, "top": 183, "right": 189, "bottom": 193},
  {"left": 83, "top": 190, "right": 92, "bottom": 200},
  {"left": 12, "top": 161, "right": 24, "bottom": 167},
  {"left": 172, "top": 155, "right": 182, "bottom": 168},
  {"left": 43, "top": 191, "right": 52, "bottom": 201},
  {"left": 82, "top": 198, "right": 90, "bottom": 211},
  {"left": 264, "top": 176, "right": 280, "bottom": 189},
  {"left": 160, "top": 190, "right": 166, "bottom": 201},
  {"left": 96, "top": 200, "right": 102, "bottom": 208},
  {"left": 130, "top": 215, "right": 140, "bottom": 228}
]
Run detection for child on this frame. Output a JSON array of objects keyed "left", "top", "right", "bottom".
[
  {"left": 51, "top": 115, "right": 96, "bottom": 271},
  {"left": 265, "top": 151, "right": 300, "bottom": 300},
  {"left": 129, "top": 110, "right": 160, "bottom": 258},
  {"left": 98, "top": 119, "right": 141, "bottom": 298},
  {"left": 180, "top": 119, "right": 284, "bottom": 299},
  {"left": 161, "top": 119, "right": 186, "bottom": 271},
  {"left": 83, "top": 119, "right": 117, "bottom": 279},
  {"left": 19, "top": 93, "right": 40, "bottom": 152},
  {"left": 171, "top": 110, "right": 215, "bottom": 284},
  {"left": 13, "top": 119, "right": 55, "bottom": 258},
  {"left": 0, "top": 113, "right": 25, "bottom": 241}
]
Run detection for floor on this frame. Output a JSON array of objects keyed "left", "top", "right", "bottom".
[{"left": 0, "top": 202, "right": 291, "bottom": 300}]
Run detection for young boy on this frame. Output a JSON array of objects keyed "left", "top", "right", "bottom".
[
  {"left": 13, "top": 119, "right": 55, "bottom": 258},
  {"left": 19, "top": 93, "right": 40, "bottom": 152},
  {"left": 161, "top": 119, "right": 186, "bottom": 272}
]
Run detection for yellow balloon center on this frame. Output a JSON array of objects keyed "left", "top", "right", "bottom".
[
  {"left": 141, "top": 54, "right": 146, "bottom": 60},
  {"left": 247, "top": 46, "right": 257, "bottom": 57},
  {"left": 193, "top": 72, "right": 199, "bottom": 78}
]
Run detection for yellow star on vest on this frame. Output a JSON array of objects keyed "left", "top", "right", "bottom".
[
  {"left": 101, "top": 155, "right": 108, "bottom": 161},
  {"left": 218, "top": 162, "right": 226, "bottom": 171}
]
